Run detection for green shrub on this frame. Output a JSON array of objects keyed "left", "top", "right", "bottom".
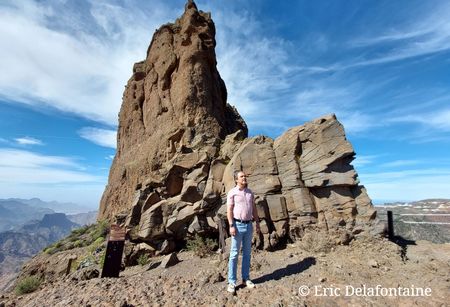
[
  {"left": 72, "top": 225, "right": 89, "bottom": 236},
  {"left": 42, "top": 221, "right": 110, "bottom": 256},
  {"left": 15, "top": 276, "right": 41, "bottom": 295},
  {"left": 88, "top": 236, "right": 105, "bottom": 253},
  {"left": 137, "top": 254, "right": 149, "bottom": 266},
  {"left": 73, "top": 240, "right": 83, "bottom": 248},
  {"left": 44, "top": 246, "right": 59, "bottom": 255},
  {"left": 89, "top": 220, "right": 109, "bottom": 242},
  {"left": 99, "top": 250, "right": 106, "bottom": 268},
  {"left": 186, "top": 235, "right": 217, "bottom": 258}
]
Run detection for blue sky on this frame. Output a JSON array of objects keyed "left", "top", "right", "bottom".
[{"left": 1, "top": 0, "right": 450, "bottom": 209}]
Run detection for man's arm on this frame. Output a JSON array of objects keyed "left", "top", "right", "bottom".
[
  {"left": 252, "top": 195, "right": 260, "bottom": 233},
  {"left": 227, "top": 203, "right": 236, "bottom": 236}
]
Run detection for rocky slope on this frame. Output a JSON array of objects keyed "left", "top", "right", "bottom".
[
  {"left": 0, "top": 214, "right": 79, "bottom": 291},
  {"left": 1, "top": 233, "right": 449, "bottom": 306}
]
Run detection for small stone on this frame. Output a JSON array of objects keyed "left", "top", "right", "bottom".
[
  {"left": 319, "top": 277, "right": 326, "bottom": 282},
  {"left": 159, "top": 252, "right": 180, "bottom": 268},
  {"left": 368, "top": 259, "right": 379, "bottom": 268},
  {"left": 210, "top": 272, "right": 225, "bottom": 283}
]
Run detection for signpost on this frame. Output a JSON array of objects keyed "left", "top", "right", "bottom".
[
  {"left": 387, "top": 211, "right": 394, "bottom": 240},
  {"left": 101, "top": 224, "right": 126, "bottom": 278}
]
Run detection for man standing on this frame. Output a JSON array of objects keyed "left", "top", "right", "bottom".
[{"left": 227, "top": 170, "right": 260, "bottom": 294}]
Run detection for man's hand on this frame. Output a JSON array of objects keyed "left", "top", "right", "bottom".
[{"left": 230, "top": 226, "right": 236, "bottom": 236}]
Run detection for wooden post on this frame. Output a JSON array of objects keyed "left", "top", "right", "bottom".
[
  {"left": 101, "top": 224, "right": 126, "bottom": 278},
  {"left": 217, "top": 218, "right": 227, "bottom": 262},
  {"left": 387, "top": 210, "right": 394, "bottom": 240},
  {"left": 65, "top": 255, "right": 77, "bottom": 275}
]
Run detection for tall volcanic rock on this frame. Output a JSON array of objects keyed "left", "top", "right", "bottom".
[
  {"left": 99, "top": 0, "right": 246, "bottom": 220},
  {"left": 99, "top": 1, "right": 380, "bottom": 253}
]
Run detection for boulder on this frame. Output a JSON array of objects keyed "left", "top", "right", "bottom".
[{"left": 266, "top": 195, "right": 288, "bottom": 222}]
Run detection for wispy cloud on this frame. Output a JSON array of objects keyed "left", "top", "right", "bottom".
[
  {"left": 0, "top": 147, "right": 105, "bottom": 207},
  {"left": 362, "top": 168, "right": 450, "bottom": 183},
  {"left": 343, "top": 3, "right": 450, "bottom": 69},
  {"left": 215, "top": 11, "right": 292, "bottom": 123},
  {"left": 0, "top": 148, "right": 102, "bottom": 183},
  {"left": 389, "top": 108, "right": 450, "bottom": 132},
  {"left": 361, "top": 168, "right": 450, "bottom": 201},
  {"left": 0, "top": 0, "right": 173, "bottom": 125},
  {"left": 380, "top": 159, "right": 422, "bottom": 168},
  {"left": 352, "top": 155, "right": 378, "bottom": 168},
  {"left": 78, "top": 127, "right": 116, "bottom": 148},
  {"left": 14, "top": 136, "right": 44, "bottom": 146}
]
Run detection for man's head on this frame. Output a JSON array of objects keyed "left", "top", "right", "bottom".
[{"left": 233, "top": 170, "right": 247, "bottom": 189}]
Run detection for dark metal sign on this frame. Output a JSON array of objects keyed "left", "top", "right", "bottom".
[{"left": 101, "top": 224, "right": 125, "bottom": 278}]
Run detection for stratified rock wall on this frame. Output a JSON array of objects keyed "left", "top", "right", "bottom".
[{"left": 99, "top": 1, "right": 380, "bottom": 253}]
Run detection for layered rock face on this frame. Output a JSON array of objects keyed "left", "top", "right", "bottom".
[
  {"left": 99, "top": 0, "right": 246, "bottom": 220},
  {"left": 99, "top": 1, "right": 378, "bottom": 253}
]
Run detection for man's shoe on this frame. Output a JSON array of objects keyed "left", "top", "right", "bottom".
[
  {"left": 245, "top": 280, "right": 256, "bottom": 289},
  {"left": 227, "top": 283, "right": 236, "bottom": 293}
]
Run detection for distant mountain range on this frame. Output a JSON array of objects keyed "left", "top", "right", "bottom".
[
  {"left": 0, "top": 198, "right": 98, "bottom": 290},
  {"left": 1, "top": 198, "right": 94, "bottom": 214},
  {"left": 0, "top": 213, "right": 81, "bottom": 291},
  {"left": 0, "top": 198, "right": 97, "bottom": 232}
]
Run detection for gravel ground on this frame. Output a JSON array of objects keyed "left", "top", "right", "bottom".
[{"left": 2, "top": 235, "right": 449, "bottom": 306}]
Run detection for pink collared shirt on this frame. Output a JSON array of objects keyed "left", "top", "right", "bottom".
[{"left": 227, "top": 186, "right": 254, "bottom": 221}]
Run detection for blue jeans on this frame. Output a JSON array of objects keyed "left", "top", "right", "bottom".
[{"left": 228, "top": 221, "right": 253, "bottom": 285}]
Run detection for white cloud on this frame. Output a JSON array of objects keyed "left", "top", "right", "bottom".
[
  {"left": 0, "top": 148, "right": 80, "bottom": 169},
  {"left": 362, "top": 169, "right": 450, "bottom": 201},
  {"left": 0, "top": 0, "right": 172, "bottom": 125},
  {"left": 0, "top": 148, "right": 104, "bottom": 207},
  {"left": 213, "top": 9, "right": 293, "bottom": 127},
  {"left": 389, "top": 108, "right": 450, "bottom": 132},
  {"left": 380, "top": 160, "right": 422, "bottom": 168},
  {"left": 361, "top": 168, "right": 450, "bottom": 183},
  {"left": 78, "top": 127, "right": 116, "bottom": 148},
  {"left": 282, "top": 83, "right": 385, "bottom": 135},
  {"left": 352, "top": 155, "right": 378, "bottom": 168},
  {"left": 345, "top": 3, "right": 450, "bottom": 69},
  {"left": 0, "top": 166, "right": 99, "bottom": 184},
  {"left": 14, "top": 136, "right": 44, "bottom": 146}
]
